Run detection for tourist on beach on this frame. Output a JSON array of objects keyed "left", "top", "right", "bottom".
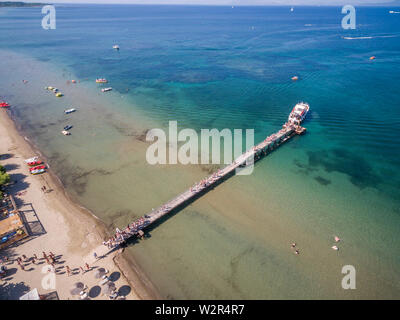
[
  {"left": 66, "top": 266, "right": 71, "bottom": 276},
  {"left": 80, "top": 266, "right": 85, "bottom": 274},
  {"left": 42, "top": 252, "right": 47, "bottom": 260},
  {"left": 93, "top": 252, "right": 98, "bottom": 260},
  {"left": 33, "top": 254, "right": 37, "bottom": 260},
  {"left": 22, "top": 254, "right": 27, "bottom": 261},
  {"left": 31, "top": 257, "right": 37, "bottom": 265},
  {"left": 19, "top": 264, "right": 25, "bottom": 271},
  {"left": 85, "top": 263, "right": 90, "bottom": 271}
]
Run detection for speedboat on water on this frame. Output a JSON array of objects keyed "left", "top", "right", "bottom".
[
  {"left": 27, "top": 160, "right": 43, "bottom": 166},
  {"left": 288, "top": 102, "right": 310, "bottom": 126},
  {"left": 101, "top": 87, "right": 112, "bottom": 92},
  {"left": 64, "top": 125, "right": 73, "bottom": 131},
  {"left": 62, "top": 130, "right": 71, "bottom": 136},
  {"left": 25, "top": 156, "right": 38, "bottom": 163},
  {"left": 31, "top": 168, "right": 45, "bottom": 175},
  {"left": 29, "top": 165, "right": 46, "bottom": 172},
  {"left": 96, "top": 78, "right": 108, "bottom": 83},
  {"left": 64, "top": 108, "right": 76, "bottom": 114},
  {"left": 113, "top": 45, "right": 120, "bottom": 50}
]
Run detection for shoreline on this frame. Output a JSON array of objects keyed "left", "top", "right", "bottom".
[{"left": 0, "top": 107, "right": 160, "bottom": 300}]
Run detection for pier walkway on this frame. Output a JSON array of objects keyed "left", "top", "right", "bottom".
[{"left": 104, "top": 121, "right": 306, "bottom": 248}]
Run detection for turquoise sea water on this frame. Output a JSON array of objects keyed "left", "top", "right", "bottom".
[{"left": 1, "top": 5, "right": 400, "bottom": 299}]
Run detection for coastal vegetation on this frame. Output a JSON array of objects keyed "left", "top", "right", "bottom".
[{"left": 0, "top": 164, "right": 10, "bottom": 199}]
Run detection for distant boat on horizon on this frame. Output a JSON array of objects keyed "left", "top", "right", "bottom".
[
  {"left": 290, "top": 7, "right": 294, "bottom": 12},
  {"left": 389, "top": 10, "right": 400, "bottom": 14}
]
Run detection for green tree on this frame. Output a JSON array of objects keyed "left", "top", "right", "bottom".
[{"left": 0, "top": 165, "right": 10, "bottom": 200}]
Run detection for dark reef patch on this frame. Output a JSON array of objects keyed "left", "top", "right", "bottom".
[
  {"left": 306, "top": 148, "right": 382, "bottom": 190},
  {"left": 314, "top": 176, "right": 331, "bottom": 186}
]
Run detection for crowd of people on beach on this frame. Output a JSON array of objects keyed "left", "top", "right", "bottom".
[{"left": 0, "top": 251, "right": 92, "bottom": 276}]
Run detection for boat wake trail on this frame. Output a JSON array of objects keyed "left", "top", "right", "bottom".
[{"left": 342, "top": 34, "right": 400, "bottom": 40}]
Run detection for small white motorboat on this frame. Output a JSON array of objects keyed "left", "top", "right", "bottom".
[
  {"left": 113, "top": 45, "right": 120, "bottom": 50},
  {"left": 334, "top": 236, "right": 341, "bottom": 242},
  {"left": 64, "top": 108, "right": 76, "bottom": 114},
  {"left": 62, "top": 130, "right": 71, "bottom": 136},
  {"left": 332, "top": 246, "right": 339, "bottom": 251},
  {"left": 24, "top": 156, "right": 39, "bottom": 163},
  {"left": 101, "top": 87, "right": 112, "bottom": 92}
]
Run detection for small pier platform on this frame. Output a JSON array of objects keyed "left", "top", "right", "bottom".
[{"left": 104, "top": 120, "right": 307, "bottom": 248}]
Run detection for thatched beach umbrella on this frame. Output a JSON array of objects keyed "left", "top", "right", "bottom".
[
  {"left": 70, "top": 287, "right": 81, "bottom": 296},
  {"left": 70, "top": 282, "right": 85, "bottom": 295},
  {"left": 94, "top": 268, "right": 106, "bottom": 279},
  {"left": 74, "top": 282, "right": 85, "bottom": 289},
  {"left": 102, "top": 282, "right": 116, "bottom": 295}
]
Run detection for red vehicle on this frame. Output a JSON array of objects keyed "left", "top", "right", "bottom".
[
  {"left": 29, "top": 165, "right": 46, "bottom": 172},
  {"left": 0, "top": 101, "right": 10, "bottom": 108},
  {"left": 27, "top": 160, "right": 43, "bottom": 166}
]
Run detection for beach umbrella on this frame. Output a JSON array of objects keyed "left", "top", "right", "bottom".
[
  {"left": 94, "top": 268, "right": 106, "bottom": 279},
  {"left": 70, "top": 282, "right": 85, "bottom": 295},
  {"left": 74, "top": 282, "right": 85, "bottom": 289},
  {"left": 102, "top": 282, "right": 116, "bottom": 295},
  {"left": 70, "top": 287, "right": 82, "bottom": 296}
]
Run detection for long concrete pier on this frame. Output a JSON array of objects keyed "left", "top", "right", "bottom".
[{"left": 105, "top": 119, "right": 307, "bottom": 247}]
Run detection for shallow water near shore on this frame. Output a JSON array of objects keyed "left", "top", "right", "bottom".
[{"left": 1, "top": 5, "right": 400, "bottom": 299}]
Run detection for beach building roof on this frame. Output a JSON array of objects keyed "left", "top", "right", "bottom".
[{"left": 19, "top": 288, "right": 40, "bottom": 300}]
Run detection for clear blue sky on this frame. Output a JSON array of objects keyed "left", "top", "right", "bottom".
[{"left": 15, "top": 0, "right": 396, "bottom": 5}]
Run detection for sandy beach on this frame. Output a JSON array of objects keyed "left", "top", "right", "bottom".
[{"left": 0, "top": 108, "right": 158, "bottom": 300}]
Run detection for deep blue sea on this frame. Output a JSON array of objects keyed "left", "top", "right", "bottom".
[{"left": 1, "top": 4, "right": 399, "bottom": 299}]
